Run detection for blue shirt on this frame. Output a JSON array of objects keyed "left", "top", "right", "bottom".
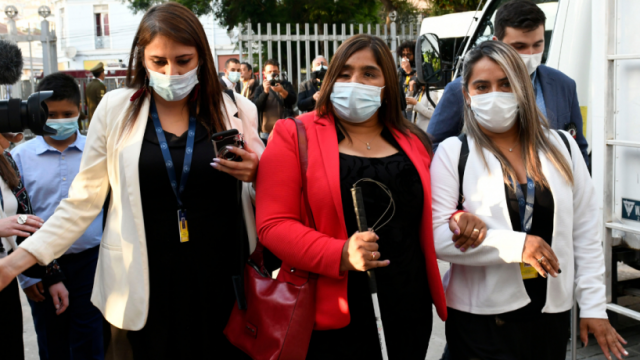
[
  {"left": 13, "top": 132, "right": 103, "bottom": 288},
  {"left": 531, "top": 70, "right": 548, "bottom": 119}
]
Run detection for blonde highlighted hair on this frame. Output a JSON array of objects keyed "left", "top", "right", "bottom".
[{"left": 460, "top": 41, "right": 573, "bottom": 189}]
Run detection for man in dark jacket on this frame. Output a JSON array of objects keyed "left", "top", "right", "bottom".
[
  {"left": 297, "top": 56, "right": 328, "bottom": 113},
  {"left": 427, "top": 0, "right": 589, "bottom": 166},
  {"left": 252, "top": 59, "right": 296, "bottom": 141}
]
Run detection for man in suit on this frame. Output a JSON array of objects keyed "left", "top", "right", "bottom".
[
  {"left": 221, "top": 58, "right": 242, "bottom": 93},
  {"left": 297, "top": 55, "right": 328, "bottom": 113},
  {"left": 427, "top": 0, "right": 589, "bottom": 166},
  {"left": 85, "top": 62, "right": 107, "bottom": 125},
  {"left": 252, "top": 59, "right": 296, "bottom": 142},
  {"left": 240, "top": 62, "right": 258, "bottom": 99}
]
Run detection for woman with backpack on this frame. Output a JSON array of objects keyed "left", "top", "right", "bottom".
[{"left": 430, "top": 40, "right": 626, "bottom": 360}]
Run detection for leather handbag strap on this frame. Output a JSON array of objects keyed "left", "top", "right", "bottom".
[
  {"left": 289, "top": 117, "right": 317, "bottom": 230},
  {"left": 249, "top": 118, "right": 316, "bottom": 275}
]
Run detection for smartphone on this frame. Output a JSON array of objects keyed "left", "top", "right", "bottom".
[{"left": 212, "top": 129, "right": 245, "bottom": 162}]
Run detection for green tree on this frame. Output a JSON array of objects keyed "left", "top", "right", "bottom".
[
  {"left": 425, "top": 0, "right": 483, "bottom": 15},
  {"left": 125, "top": 0, "right": 385, "bottom": 29}
]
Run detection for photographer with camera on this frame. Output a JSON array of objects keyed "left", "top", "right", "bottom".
[
  {"left": 297, "top": 56, "right": 328, "bottom": 113},
  {"left": 252, "top": 59, "right": 296, "bottom": 142},
  {"left": 0, "top": 3, "right": 264, "bottom": 359}
]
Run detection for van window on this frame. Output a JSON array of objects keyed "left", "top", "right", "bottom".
[{"left": 474, "top": 0, "right": 559, "bottom": 63}]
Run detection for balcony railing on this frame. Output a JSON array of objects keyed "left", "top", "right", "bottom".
[{"left": 95, "top": 36, "right": 110, "bottom": 49}]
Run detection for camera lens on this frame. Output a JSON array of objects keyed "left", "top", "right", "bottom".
[{"left": 0, "top": 91, "right": 57, "bottom": 136}]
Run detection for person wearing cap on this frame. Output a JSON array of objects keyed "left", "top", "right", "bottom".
[{"left": 85, "top": 62, "right": 107, "bottom": 125}]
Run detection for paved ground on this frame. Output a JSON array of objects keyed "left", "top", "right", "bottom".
[{"left": 20, "top": 261, "right": 640, "bottom": 360}]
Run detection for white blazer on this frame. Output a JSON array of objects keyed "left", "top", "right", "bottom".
[
  {"left": 19, "top": 88, "right": 265, "bottom": 330},
  {"left": 431, "top": 130, "right": 607, "bottom": 319}
]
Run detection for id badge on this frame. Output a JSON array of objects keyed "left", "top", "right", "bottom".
[
  {"left": 178, "top": 209, "right": 189, "bottom": 243},
  {"left": 520, "top": 262, "right": 538, "bottom": 279}
]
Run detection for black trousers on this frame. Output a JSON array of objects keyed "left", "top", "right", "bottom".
[
  {"left": 446, "top": 308, "right": 570, "bottom": 360},
  {"left": 36, "top": 246, "right": 104, "bottom": 360},
  {"left": 0, "top": 278, "right": 25, "bottom": 359}
]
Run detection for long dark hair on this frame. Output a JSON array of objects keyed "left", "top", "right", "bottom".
[
  {"left": 0, "top": 154, "right": 19, "bottom": 189},
  {"left": 124, "top": 2, "right": 227, "bottom": 134},
  {"left": 315, "top": 34, "right": 432, "bottom": 155}
]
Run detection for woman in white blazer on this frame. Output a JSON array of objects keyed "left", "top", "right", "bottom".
[
  {"left": 0, "top": 3, "right": 263, "bottom": 359},
  {"left": 431, "top": 41, "right": 626, "bottom": 360}
]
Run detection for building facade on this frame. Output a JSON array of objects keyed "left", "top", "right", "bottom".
[{"left": 54, "top": 0, "right": 239, "bottom": 74}]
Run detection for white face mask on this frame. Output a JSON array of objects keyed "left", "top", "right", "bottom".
[
  {"left": 148, "top": 66, "right": 199, "bottom": 101},
  {"left": 470, "top": 92, "right": 519, "bottom": 133},
  {"left": 519, "top": 52, "right": 543, "bottom": 75},
  {"left": 330, "top": 82, "right": 384, "bottom": 123},
  {"left": 312, "top": 64, "right": 327, "bottom": 72},
  {"left": 227, "top": 71, "right": 241, "bottom": 83}
]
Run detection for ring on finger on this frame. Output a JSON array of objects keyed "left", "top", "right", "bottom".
[
  {"left": 371, "top": 251, "right": 376, "bottom": 260},
  {"left": 473, "top": 228, "right": 479, "bottom": 234},
  {"left": 17, "top": 215, "right": 28, "bottom": 225},
  {"left": 537, "top": 256, "right": 545, "bottom": 264}
]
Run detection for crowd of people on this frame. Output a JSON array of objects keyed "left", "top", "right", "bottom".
[{"left": 0, "top": 1, "right": 629, "bottom": 360}]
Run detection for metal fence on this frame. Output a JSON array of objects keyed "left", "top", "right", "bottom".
[{"left": 237, "top": 19, "right": 421, "bottom": 91}]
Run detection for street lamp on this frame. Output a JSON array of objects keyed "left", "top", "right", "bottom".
[
  {"left": 5, "top": 5, "right": 18, "bottom": 19},
  {"left": 38, "top": 6, "right": 51, "bottom": 19}
]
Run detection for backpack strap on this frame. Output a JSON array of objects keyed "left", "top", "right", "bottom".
[
  {"left": 457, "top": 134, "right": 469, "bottom": 210},
  {"left": 555, "top": 130, "right": 572, "bottom": 159}
]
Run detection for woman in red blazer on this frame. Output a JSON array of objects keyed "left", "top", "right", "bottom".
[{"left": 256, "top": 34, "right": 486, "bottom": 359}]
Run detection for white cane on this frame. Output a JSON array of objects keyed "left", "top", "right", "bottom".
[{"left": 352, "top": 185, "right": 390, "bottom": 360}]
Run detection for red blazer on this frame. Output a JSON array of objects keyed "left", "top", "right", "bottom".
[{"left": 256, "top": 111, "right": 447, "bottom": 330}]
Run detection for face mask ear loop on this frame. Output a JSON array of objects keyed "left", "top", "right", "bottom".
[{"left": 351, "top": 178, "right": 396, "bottom": 231}]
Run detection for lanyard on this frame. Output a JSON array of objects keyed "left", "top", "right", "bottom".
[
  {"left": 511, "top": 176, "right": 535, "bottom": 233},
  {"left": 418, "top": 89, "right": 424, "bottom": 103},
  {"left": 150, "top": 98, "right": 196, "bottom": 209}
]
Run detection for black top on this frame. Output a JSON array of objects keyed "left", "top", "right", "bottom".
[
  {"left": 132, "top": 118, "right": 250, "bottom": 359},
  {"left": 306, "top": 128, "right": 432, "bottom": 360},
  {"left": 502, "top": 182, "right": 555, "bottom": 321}
]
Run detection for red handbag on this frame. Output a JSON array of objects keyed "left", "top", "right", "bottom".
[{"left": 224, "top": 118, "right": 318, "bottom": 360}]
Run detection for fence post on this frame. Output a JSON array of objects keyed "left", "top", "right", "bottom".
[
  {"left": 258, "top": 24, "right": 263, "bottom": 83},
  {"left": 238, "top": 23, "right": 244, "bottom": 63},
  {"left": 247, "top": 23, "right": 253, "bottom": 66},
  {"left": 389, "top": 11, "right": 397, "bottom": 67}
]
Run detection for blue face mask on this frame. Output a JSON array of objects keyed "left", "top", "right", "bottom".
[
  {"left": 47, "top": 116, "right": 79, "bottom": 140},
  {"left": 330, "top": 82, "right": 384, "bottom": 123}
]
